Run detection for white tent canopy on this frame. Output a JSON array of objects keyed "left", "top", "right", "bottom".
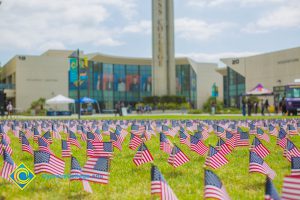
[{"left": 46, "top": 95, "right": 75, "bottom": 104}]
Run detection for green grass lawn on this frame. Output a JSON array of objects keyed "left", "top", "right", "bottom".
[{"left": 0, "top": 116, "right": 299, "bottom": 200}]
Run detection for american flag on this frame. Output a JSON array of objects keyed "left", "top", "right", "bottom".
[
  {"left": 70, "top": 156, "right": 83, "bottom": 181},
  {"left": 51, "top": 124, "right": 61, "bottom": 139},
  {"left": 284, "top": 139, "right": 300, "bottom": 162},
  {"left": 0, "top": 138, "right": 13, "bottom": 156},
  {"left": 185, "top": 121, "right": 196, "bottom": 133},
  {"left": 215, "top": 125, "right": 226, "bottom": 139},
  {"left": 249, "top": 152, "right": 276, "bottom": 180},
  {"left": 93, "top": 142, "right": 113, "bottom": 158},
  {"left": 18, "top": 130, "right": 25, "bottom": 143},
  {"left": 190, "top": 135, "right": 208, "bottom": 156},
  {"left": 225, "top": 130, "right": 236, "bottom": 148},
  {"left": 101, "top": 124, "right": 110, "bottom": 135},
  {"left": 251, "top": 137, "right": 270, "bottom": 159},
  {"left": 151, "top": 165, "right": 178, "bottom": 200},
  {"left": 61, "top": 139, "right": 71, "bottom": 158},
  {"left": 287, "top": 124, "right": 298, "bottom": 135},
  {"left": 70, "top": 156, "right": 93, "bottom": 193},
  {"left": 129, "top": 133, "right": 143, "bottom": 150},
  {"left": 42, "top": 131, "right": 52, "bottom": 144},
  {"left": 160, "top": 133, "right": 173, "bottom": 154},
  {"left": 179, "top": 129, "right": 190, "bottom": 147},
  {"left": 133, "top": 143, "right": 153, "bottom": 166},
  {"left": 168, "top": 145, "right": 189, "bottom": 168},
  {"left": 131, "top": 124, "right": 145, "bottom": 136},
  {"left": 110, "top": 132, "right": 122, "bottom": 151},
  {"left": 249, "top": 123, "right": 256, "bottom": 135},
  {"left": 38, "top": 137, "right": 52, "bottom": 154},
  {"left": 291, "top": 157, "right": 300, "bottom": 175},
  {"left": 68, "top": 131, "right": 81, "bottom": 149},
  {"left": 205, "top": 146, "right": 228, "bottom": 169},
  {"left": 256, "top": 127, "right": 270, "bottom": 143},
  {"left": 82, "top": 157, "right": 110, "bottom": 184},
  {"left": 21, "top": 135, "right": 33, "bottom": 155},
  {"left": 33, "top": 127, "right": 40, "bottom": 142},
  {"left": 204, "top": 169, "right": 230, "bottom": 200},
  {"left": 265, "top": 177, "right": 280, "bottom": 200},
  {"left": 115, "top": 126, "right": 128, "bottom": 143},
  {"left": 277, "top": 128, "right": 288, "bottom": 149},
  {"left": 34, "top": 151, "right": 65, "bottom": 176},
  {"left": 86, "top": 140, "right": 94, "bottom": 157},
  {"left": 162, "top": 125, "right": 178, "bottom": 138},
  {"left": 0, "top": 150, "right": 16, "bottom": 181},
  {"left": 236, "top": 129, "right": 249, "bottom": 147},
  {"left": 268, "top": 124, "right": 278, "bottom": 136},
  {"left": 197, "top": 125, "right": 209, "bottom": 140},
  {"left": 281, "top": 175, "right": 300, "bottom": 200},
  {"left": 93, "top": 129, "right": 103, "bottom": 142},
  {"left": 216, "top": 138, "right": 232, "bottom": 156}
]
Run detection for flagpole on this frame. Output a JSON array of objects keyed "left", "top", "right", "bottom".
[{"left": 77, "top": 49, "right": 81, "bottom": 120}]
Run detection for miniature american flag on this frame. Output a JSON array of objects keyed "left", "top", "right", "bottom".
[
  {"left": 251, "top": 137, "right": 270, "bottom": 159},
  {"left": 190, "top": 135, "right": 208, "bottom": 156},
  {"left": 0, "top": 150, "right": 16, "bottom": 181},
  {"left": 82, "top": 157, "right": 110, "bottom": 184},
  {"left": 205, "top": 146, "right": 228, "bottom": 169},
  {"left": 68, "top": 131, "right": 81, "bottom": 149},
  {"left": 204, "top": 169, "right": 230, "bottom": 200},
  {"left": 21, "top": 135, "right": 33, "bottom": 155},
  {"left": 160, "top": 133, "right": 173, "bottom": 154},
  {"left": 249, "top": 152, "right": 276, "bottom": 180},
  {"left": 34, "top": 151, "right": 65, "bottom": 176},
  {"left": 129, "top": 133, "right": 143, "bottom": 150},
  {"left": 291, "top": 157, "right": 300, "bottom": 176},
  {"left": 61, "top": 139, "right": 71, "bottom": 158},
  {"left": 284, "top": 139, "right": 300, "bottom": 162},
  {"left": 256, "top": 127, "right": 270, "bottom": 143},
  {"left": 133, "top": 143, "right": 153, "bottom": 166},
  {"left": 151, "top": 165, "right": 178, "bottom": 200},
  {"left": 281, "top": 175, "right": 300, "bottom": 200},
  {"left": 168, "top": 145, "right": 189, "bottom": 168}
]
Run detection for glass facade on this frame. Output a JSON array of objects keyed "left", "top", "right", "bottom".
[
  {"left": 69, "top": 61, "right": 152, "bottom": 111},
  {"left": 223, "top": 67, "right": 245, "bottom": 108},
  {"left": 176, "top": 64, "right": 197, "bottom": 108},
  {"left": 69, "top": 60, "right": 197, "bottom": 111}
]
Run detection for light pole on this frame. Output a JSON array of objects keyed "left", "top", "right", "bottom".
[{"left": 76, "top": 49, "right": 81, "bottom": 120}]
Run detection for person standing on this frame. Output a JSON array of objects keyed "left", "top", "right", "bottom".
[
  {"left": 264, "top": 99, "right": 270, "bottom": 116},
  {"left": 261, "top": 99, "right": 265, "bottom": 116},
  {"left": 6, "top": 101, "right": 13, "bottom": 119},
  {"left": 242, "top": 97, "right": 246, "bottom": 116},
  {"left": 247, "top": 99, "right": 252, "bottom": 116}
]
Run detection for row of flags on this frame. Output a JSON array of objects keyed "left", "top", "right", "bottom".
[{"left": 0, "top": 118, "right": 300, "bottom": 199}]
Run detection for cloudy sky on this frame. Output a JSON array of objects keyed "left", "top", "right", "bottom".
[{"left": 0, "top": 0, "right": 300, "bottom": 65}]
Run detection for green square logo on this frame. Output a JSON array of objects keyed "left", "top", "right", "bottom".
[{"left": 10, "top": 163, "right": 35, "bottom": 190}]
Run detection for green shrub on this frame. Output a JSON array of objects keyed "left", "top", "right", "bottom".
[
  {"left": 188, "top": 109, "right": 203, "bottom": 114},
  {"left": 203, "top": 97, "right": 223, "bottom": 113}
]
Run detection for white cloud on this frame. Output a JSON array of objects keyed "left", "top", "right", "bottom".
[
  {"left": 0, "top": 0, "right": 128, "bottom": 52},
  {"left": 175, "top": 18, "right": 234, "bottom": 41},
  {"left": 177, "top": 51, "right": 259, "bottom": 63},
  {"left": 187, "top": 0, "right": 284, "bottom": 7},
  {"left": 98, "top": 0, "right": 138, "bottom": 20},
  {"left": 122, "top": 20, "right": 151, "bottom": 34},
  {"left": 243, "top": 1, "right": 300, "bottom": 33}
]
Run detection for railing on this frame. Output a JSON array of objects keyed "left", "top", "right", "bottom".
[{"left": 0, "top": 83, "right": 15, "bottom": 90}]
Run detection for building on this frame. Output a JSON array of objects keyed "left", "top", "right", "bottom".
[
  {"left": 0, "top": 50, "right": 72, "bottom": 111},
  {"left": 217, "top": 46, "right": 300, "bottom": 108},
  {"left": 0, "top": 49, "right": 222, "bottom": 112}
]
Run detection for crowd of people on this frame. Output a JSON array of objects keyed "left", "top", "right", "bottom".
[{"left": 241, "top": 97, "right": 287, "bottom": 116}]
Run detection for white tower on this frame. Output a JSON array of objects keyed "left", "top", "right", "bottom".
[{"left": 152, "top": 0, "right": 176, "bottom": 96}]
